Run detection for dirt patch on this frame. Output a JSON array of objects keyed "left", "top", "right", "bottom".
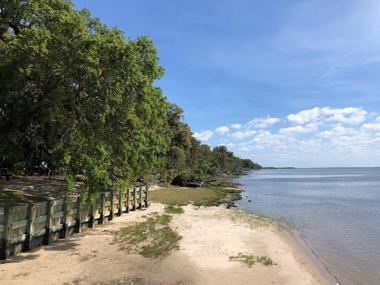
[{"left": 0, "top": 176, "right": 68, "bottom": 204}]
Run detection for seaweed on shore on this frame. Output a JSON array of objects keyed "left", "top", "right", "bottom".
[{"left": 229, "top": 253, "right": 276, "bottom": 267}]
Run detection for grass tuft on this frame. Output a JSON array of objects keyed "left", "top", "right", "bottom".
[
  {"left": 114, "top": 213, "right": 181, "bottom": 258},
  {"left": 164, "top": 205, "right": 184, "bottom": 214},
  {"left": 229, "top": 253, "right": 276, "bottom": 267}
]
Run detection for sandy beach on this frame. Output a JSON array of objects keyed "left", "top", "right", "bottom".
[{"left": 0, "top": 203, "right": 330, "bottom": 285}]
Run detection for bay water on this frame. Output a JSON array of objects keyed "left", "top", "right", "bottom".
[{"left": 234, "top": 168, "right": 380, "bottom": 285}]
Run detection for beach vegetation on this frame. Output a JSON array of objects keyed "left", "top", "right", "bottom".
[
  {"left": 164, "top": 205, "right": 184, "bottom": 214},
  {"left": 115, "top": 213, "right": 181, "bottom": 258},
  {"left": 229, "top": 253, "right": 276, "bottom": 267}
]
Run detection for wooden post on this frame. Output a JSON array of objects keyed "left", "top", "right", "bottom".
[
  {"left": 75, "top": 197, "right": 81, "bottom": 233},
  {"left": 99, "top": 193, "right": 105, "bottom": 224},
  {"left": 126, "top": 189, "right": 130, "bottom": 213},
  {"left": 61, "top": 199, "right": 68, "bottom": 238},
  {"left": 1, "top": 206, "right": 12, "bottom": 259},
  {"left": 118, "top": 191, "right": 123, "bottom": 216},
  {"left": 89, "top": 201, "right": 96, "bottom": 229},
  {"left": 145, "top": 186, "right": 149, "bottom": 208},
  {"left": 25, "top": 203, "right": 36, "bottom": 251},
  {"left": 133, "top": 188, "right": 137, "bottom": 210},
  {"left": 139, "top": 187, "right": 143, "bottom": 209},
  {"left": 44, "top": 199, "right": 53, "bottom": 245},
  {"left": 109, "top": 192, "right": 114, "bottom": 221}
]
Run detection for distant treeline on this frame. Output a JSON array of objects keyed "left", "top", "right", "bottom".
[{"left": 0, "top": 0, "right": 261, "bottom": 194}]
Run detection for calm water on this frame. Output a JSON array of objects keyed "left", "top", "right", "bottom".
[{"left": 234, "top": 168, "right": 380, "bottom": 285}]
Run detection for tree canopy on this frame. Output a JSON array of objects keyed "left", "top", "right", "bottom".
[{"left": 0, "top": 0, "right": 261, "bottom": 195}]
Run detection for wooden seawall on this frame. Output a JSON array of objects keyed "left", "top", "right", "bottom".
[{"left": 0, "top": 186, "right": 149, "bottom": 259}]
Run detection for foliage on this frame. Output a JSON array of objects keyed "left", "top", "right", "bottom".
[
  {"left": 0, "top": 0, "right": 166, "bottom": 196},
  {"left": 165, "top": 105, "right": 262, "bottom": 186},
  {"left": 0, "top": 0, "right": 261, "bottom": 197},
  {"left": 229, "top": 253, "right": 276, "bottom": 267},
  {"left": 114, "top": 213, "right": 181, "bottom": 258}
]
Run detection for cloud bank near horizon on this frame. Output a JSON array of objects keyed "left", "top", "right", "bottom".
[{"left": 193, "top": 106, "right": 380, "bottom": 167}]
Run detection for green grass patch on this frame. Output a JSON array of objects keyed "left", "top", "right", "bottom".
[
  {"left": 164, "top": 205, "right": 184, "bottom": 214},
  {"left": 149, "top": 187, "right": 240, "bottom": 206},
  {"left": 229, "top": 253, "right": 276, "bottom": 267},
  {"left": 114, "top": 213, "right": 181, "bottom": 258}
]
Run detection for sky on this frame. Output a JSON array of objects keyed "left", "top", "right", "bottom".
[{"left": 73, "top": 0, "right": 380, "bottom": 167}]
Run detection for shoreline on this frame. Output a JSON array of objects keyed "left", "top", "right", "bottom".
[
  {"left": 225, "top": 207, "right": 332, "bottom": 285},
  {"left": 232, "top": 204, "right": 339, "bottom": 285},
  {"left": 0, "top": 202, "right": 331, "bottom": 285},
  {"left": 230, "top": 174, "right": 339, "bottom": 285},
  {"left": 277, "top": 223, "right": 339, "bottom": 285},
  {"left": 152, "top": 183, "right": 336, "bottom": 284}
]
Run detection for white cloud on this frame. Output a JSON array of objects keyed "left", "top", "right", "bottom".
[
  {"left": 287, "top": 107, "right": 367, "bottom": 125},
  {"left": 193, "top": 130, "right": 213, "bottom": 141},
  {"left": 246, "top": 116, "right": 280, "bottom": 129},
  {"left": 362, "top": 116, "right": 380, "bottom": 130},
  {"left": 363, "top": 123, "right": 380, "bottom": 130},
  {"left": 279, "top": 123, "right": 319, "bottom": 135},
  {"left": 323, "top": 107, "right": 367, "bottom": 125},
  {"left": 231, "top": 130, "right": 256, "bottom": 140},
  {"left": 215, "top": 126, "right": 230, "bottom": 135},
  {"left": 231, "top": 123, "right": 242, "bottom": 129},
  {"left": 240, "top": 131, "right": 297, "bottom": 152},
  {"left": 287, "top": 107, "right": 321, "bottom": 125},
  {"left": 318, "top": 125, "right": 354, "bottom": 138},
  {"left": 197, "top": 106, "right": 380, "bottom": 167},
  {"left": 219, "top": 142, "right": 235, "bottom": 148}
]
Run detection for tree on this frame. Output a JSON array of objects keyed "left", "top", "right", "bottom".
[
  {"left": 0, "top": 0, "right": 168, "bottom": 195},
  {"left": 0, "top": 0, "right": 261, "bottom": 194}
]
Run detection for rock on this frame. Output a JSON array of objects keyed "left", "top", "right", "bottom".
[{"left": 226, "top": 202, "right": 237, "bottom": 209}]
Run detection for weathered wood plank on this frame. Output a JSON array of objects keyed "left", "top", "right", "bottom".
[
  {"left": 2, "top": 207, "right": 12, "bottom": 259},
  {"left": 10, "top": 220, "right": 28, "bottom": 229},
  {"left": 32, "top": 228, "right": 46, "bottom": 237},
  {"left": 25, "top": 203, "right": 36, "bottom": 250},
  {"left": 145, "top": 186, "right": 149, "bottom": 208},
  {"left": 51, "top": 211, "right": 64, "bottom": 219},
  {"left": 133, "top": 188, "right": 137, "bottom": 210},
  {"left": 44, "top": 199, "right": 54, "bottom": 245},
  {"left": 1, "top": 186, "right": 149, "bottom": 260},
  {"left": 62, "top": 199, "right": 68, "bottom": 238},
  {"left": 75, "top": 197, "right": 81, "bottom": 233},
  {"left": 118, "top": 191, "right": 123, "bottom": 216},
  {"left": 126, "top": 189, "right": 130, "bottom": 213},
  {"left": 109, "top": 191, "right": 114, "bottom": 220},
  {"left": 99, "top": 193, "right": 105, "bottom": 224},
  {"left": 139, "top": 187, "right": 143, "bottom": 209}
]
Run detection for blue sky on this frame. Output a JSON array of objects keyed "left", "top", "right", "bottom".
[{"left": 73, "top": 0, "right": 380, "bottom": 167}]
